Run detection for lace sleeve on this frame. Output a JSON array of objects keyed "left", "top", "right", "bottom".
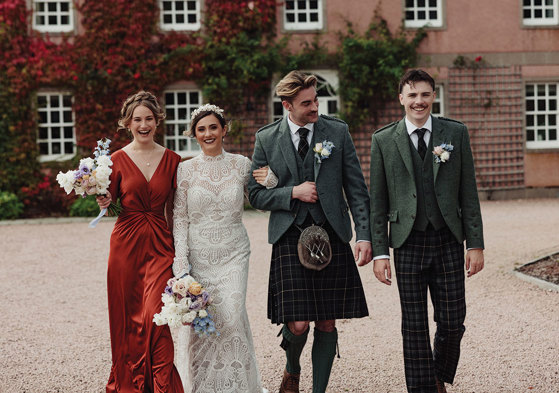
[
  {"left": 244, "top": 157, "right": 278, "bottom": 189},
  {"left": 172, "top": 162, "right": 190, "bottom": 277}
]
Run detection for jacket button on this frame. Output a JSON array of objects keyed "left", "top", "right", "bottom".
[
  {"left": 412, "top": 193, "right": 416, "bottom": 198},
  {"left": 411, "top": 214, "right": 416, "bottom": 219}
]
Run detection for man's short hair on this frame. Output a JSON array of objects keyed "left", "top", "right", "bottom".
[
  {"left": 398, "top": 69, "right": 435, "bottom": 93},
  {"left": 275, "top": 70, "right": 318, "bottom": 102}
]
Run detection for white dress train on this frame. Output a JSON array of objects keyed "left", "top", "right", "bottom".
[{"left": 171, "top": 150, "right": 268, "bottom": 393}]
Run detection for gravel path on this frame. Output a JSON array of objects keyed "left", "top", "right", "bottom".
[{"left": 1, "top": 199, "right": 558, "bottom": 393}]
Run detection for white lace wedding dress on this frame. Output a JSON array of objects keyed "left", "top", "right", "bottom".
[{"left": 171, "top": 150, "right": 272, "bottom": 393}]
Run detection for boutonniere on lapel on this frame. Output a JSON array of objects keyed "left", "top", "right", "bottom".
[
  {"left": 313, "top": 140, "right": 335, "bottom": 163},
  {"left": 432, "top": 143, "right": 454, "bottom": 163}
]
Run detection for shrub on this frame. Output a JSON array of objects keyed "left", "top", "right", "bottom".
[
  {"left": 69, "top": 195, "right": 101, "bottom": 217},
  {"left": 19, "top": 175, "right": 74, "bottom": 218},
  {"left": 0, "top": 191, "right": 24, "bottom": 220}
]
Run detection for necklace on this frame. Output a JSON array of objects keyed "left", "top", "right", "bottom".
[{"left": 132, "top": 144, "right": 156, "bottom": 166}]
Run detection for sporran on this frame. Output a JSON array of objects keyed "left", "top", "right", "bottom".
[{"left": 297, "top": 224, "right": 332, "bottom": 271}]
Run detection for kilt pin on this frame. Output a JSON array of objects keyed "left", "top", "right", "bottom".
[{"left": 370, "top": 115, "right": 484, "bottom": 393}]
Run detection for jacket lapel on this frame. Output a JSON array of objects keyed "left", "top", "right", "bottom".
[
  {"left": 313, "top": 117, "right": 327, "bottom": 181},
  {"left": 394, "top": 119, "right": 414, "bottom": 178},
  {"left": 431, "top": 116, "right": 445, "bottom": 183},
  {"left": 278, "top": 117, "right": 299, "bottom": 179}
]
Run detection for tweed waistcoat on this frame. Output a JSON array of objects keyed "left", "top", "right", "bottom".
[
  {"left": 410, "top": 136, "right": 445, "bottom": 231},
  {"left": 294, "top": 134, "right": 326, "bottom": 226}
]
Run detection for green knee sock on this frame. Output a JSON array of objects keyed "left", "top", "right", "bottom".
[
  {"left": 312, "top": 328, "right": 338, "bottom": 393},
  {"left": 282, "top": 324, "right": 309, "bottom": 374}
]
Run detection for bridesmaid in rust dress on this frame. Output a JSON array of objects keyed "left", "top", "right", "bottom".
[{"left": 97, "top": 91, "right": 183, "bottom": 393}]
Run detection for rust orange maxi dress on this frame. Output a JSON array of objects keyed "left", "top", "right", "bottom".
[{"left": 105, "top": 148, "right": 184, "bottom": 393}]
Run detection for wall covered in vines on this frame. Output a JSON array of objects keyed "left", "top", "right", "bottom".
[{"left": 0, "top": 0, "right": 423, "bottom": 216}]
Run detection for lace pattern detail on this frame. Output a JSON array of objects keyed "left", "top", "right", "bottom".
[{"left": 172, "top": 151, "right": 264, "bottom": 393}]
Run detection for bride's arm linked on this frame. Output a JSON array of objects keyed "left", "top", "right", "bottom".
[
  {"left": 244, "top": 158, "right": 279, "bottom": 201},
  {"left": 172, "top": 163, "right": 190, "bottom": 278}
]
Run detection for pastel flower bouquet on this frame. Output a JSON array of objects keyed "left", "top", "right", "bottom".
[
  {"left": 56, "top": 138, "right": 120, "bottom": 227},
  {"left": 153, "top": 275, "right": 219, "bottom": 337},
  {"left": 432, "top": 143, "right": 454, "bottom": 163}
]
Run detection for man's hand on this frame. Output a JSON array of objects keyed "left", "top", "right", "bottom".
[
  {"left": 355, "top": 242, "right": 372, "bottom": 266},
  {"left": 291, "top": 181, "right": 318, "bottom": 203},
  {"left": 373, "top": 258, "right": 392, "bottom": 285},
  {"left": 96, "top": 191, "right": 112, "bottom": 213},
  {"left": 466, "top": 248, "right": 484, "bottom": 277}
]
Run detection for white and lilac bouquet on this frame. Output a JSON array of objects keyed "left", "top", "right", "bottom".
[
  {"left": 153, "top": 275, "right": 218, "bottom": 337},
  {"left": 56, "top": 138, "right": 120, "bottom": 227},
  {"left": 432, "top": 143, "right": 454, "bottom": 163},
  {"left": 313, "top": 140, "right": 334, "bottom": 163}
]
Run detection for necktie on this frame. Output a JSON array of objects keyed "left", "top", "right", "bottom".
[
  {"left": 298, "top": 128, "right": 309, "bottom": 159},
  {"left": 415, "top": 128, "right": 427, "bottom": 160}
]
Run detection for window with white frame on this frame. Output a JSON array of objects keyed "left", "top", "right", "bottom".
[
  {"left": 37, "top": 92, "right": 75, "bottom": 161},
  {"left": 432, "top": 85, "right": 444, "bottom": 117},
  {"left": 522, "top": 0, "right": 558, "bottom": 26},
  {"left": 404, "top": 0, "right": 443, "bottom": 28},
  {"left": 525, "top": 83, "right": 559, "bottom": 148},
  {"left": 272, "top": 71, "right": 339, "bottom": 121},
  {"left": 283, "top": 0, "right": 323, "bottom": 30},
  {"left": 32, "top": 0, "right": 74, "bottom": 33},
  {"left": 164, "top": 90, "right": 202, "bottom": 157},
  {"left": 159, "top": 0, "right": 201, "bottom": 31}
]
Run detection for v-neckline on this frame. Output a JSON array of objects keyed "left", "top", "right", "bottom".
[{"left": 122, "top": 148, "right": 167, "bottom": 184}]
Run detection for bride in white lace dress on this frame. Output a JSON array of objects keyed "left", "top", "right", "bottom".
[{"left": 172, "top": 104, "right": 275, "bottom": 393}]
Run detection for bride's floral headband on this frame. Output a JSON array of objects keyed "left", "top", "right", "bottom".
[{"left": 190, "top": 104, "right": 224, "bottom": 121}]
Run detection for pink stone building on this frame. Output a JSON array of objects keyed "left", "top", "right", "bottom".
[{"left": 30, "top": 0, "right": 559, "bottom": 197}]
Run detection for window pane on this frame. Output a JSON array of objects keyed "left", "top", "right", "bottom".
[
  {"left": 187, "top": 1, "right": 196, "bottom": 10},
  {"left": 538, "top": 99, "right": 546, "bottom": 111},
  {"left": 537, "top": 114, "right": 546, "bottom": 125},
  {"left": 549, "top": 99, "right": 557, "bottom": 111},
  {"left": 51, "top": 95, "right": 60, "bottom": 107},
  {"left": 178, "top": 108, "right": 187, "bottom": 119},
  {"left": 535, "top": 0, "right": 543, "bottom": 6},
  {"left": 418, "top": 11, "right": 426, "bottom": 19},
  {"left": 429, "top": 0, "right": 437, "bottom": 6},
  {"left": 327, "top": 100, "right": 338, "bottom": 114},
  {"left": 526, "top": 100, "right": 534, "bottom": 111},
  {"left": 429, "top": 11, "right": 437, "bottom": 19},
  {"left": 167, "top": 139, "right": 176, "bottom": 150},
  {"left": 52, "top": 127, "right": 60, "bottom": 138},
  {"left": 61, "top": 2, "right": 69, "bottom": 11},
  {"left": 48, "top": 2, "right": 57, "bottom": 12},
  {"left": 176, "top": 14, "right": 185, "bottom": 23},
  {"left": 63, "top": 95, "right": 72, "bottom": 106},
  {"left": 418, "top": 0, "right": 426, "bottom": 7},
  {"left": 40, "top": 143, "right": 49, "bottom": 155},
  {"left": 406, "top": 0, "right": 415, "bottom": 7},
  {"left": 310, "top": 1, "right": 318, "bottom": 9},
  {"left": 523, "top": 9, "right": 532, "bottom": 18},
  {"left": 549, "top": 84, "right": 556, "bottom": 95},
  {"left": 549, "top": 115, "right": 557, "bottom": 125},
  {"left": 39, "top": 127, "right": 48, "bottom": 139},
  {"left": 286, "top": 13, "right": 295, "bottom": 22},
  {"left": 175, "top": 1, "right": 185, "bottom": 11},
  {"left": 545, "top": 9, "right": 554, "bottom": 18},
  {"left": 189, "top": 91, "right": 199, "bottom": 103},
  {"left": 61, "top": 15, "right": 69, "bottom": 24},
  {"left": 298, "top": 12, "right": 307, "bottom": 22},
  {"left": 526, "top": 115, "right": 534, "bottom": 127},
  {"left": 63, "top": 111, "right": 72, "bottom": 122},
  {"left": 179, "top": 139, "right": 187, "bottom": 151},
  {"left": 52, "top": 142, "right": 61, "bottom": 154},
  {"left": 534, "top": 9, "right": 543, "bottom": 18},
  {"left": 64, "top": 142, "right": 74, "bottom": 153},
  {"left": 297, "top": 0, "right": 307, "bottom": 9},
  {"left": 406, "top": 10, "right": 415, "bottom": 20},
  {"left": 164, "top": 14, "right": 172, "bottom": 23},
  {"left": 51, "top": 111, "right": 60, "bottom": 123},
  {"left": 549, "top": 129, "right": 557, "bottom": 140},
  {"left": 39, "top": 111, "right": 48, "bottom": 123},
  {"left": 310, "top": 12, "right": 318, "bottom": 22},
  {"left": 177, "top": 93, "right": 186, "bottom": 105},
  {"left": 286, "top": 1, "right": 294, "bottom": 10},
  {"left": 166, "top": 124, "right": 175, "bottom": 136},
  {"left": 48, "top": 15, "right": 57, "bottom": 24},
  {"left": 187, "top": 14, "right": 196, "bottom": 23},
  {"left": 64, "top": 126, "right": 73, "bottom": 138},
  {"left": 526, "top": 85, "right": 534, "bottom": 96},
  {"left": 537, "top": 129, "right": 546, "bottom": 140}
]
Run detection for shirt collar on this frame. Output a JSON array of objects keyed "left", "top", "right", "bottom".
[
  {"left": 405, "top": 115, "right": 432, "bottom": 136},
  {"left": 287, "top": 114, "right": 315, "bottom": 136}
]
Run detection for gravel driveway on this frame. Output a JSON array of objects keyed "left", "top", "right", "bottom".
[{"left": 1, "top": 199, "right": 558, "bottom": 392}]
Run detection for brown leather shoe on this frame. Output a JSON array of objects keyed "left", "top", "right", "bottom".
[
  {"left": 279, "top": 368, "right": 300, "bottom": 393},
  {"left": 436, "top": 379, "right": 447, "bottom": 393}
]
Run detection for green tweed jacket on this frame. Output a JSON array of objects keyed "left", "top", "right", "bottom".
[
  {"left": 369, "top": 116, "right": 484, "bottom": 257},
  {"left": 248, "top": 115, "right": 371, "bottom": 245}
]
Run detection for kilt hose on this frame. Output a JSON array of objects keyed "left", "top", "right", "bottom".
[
  {"left": 394, "top": 226, "right": 466, "bottom": 393},
  {"left": 268, "top": 221, "right": 369, "bottom": 324}
]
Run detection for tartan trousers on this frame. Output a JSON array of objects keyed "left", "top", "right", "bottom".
[{"left": 394, "top": 226, "right": 466, "bottom": 393}]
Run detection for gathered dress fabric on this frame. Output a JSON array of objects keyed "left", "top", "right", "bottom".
[
  {"left": 172, "top": 150, "right": 264, "bottom": 393},
  {"left": 106, "top": 149, "right": 184, "bottom": 393}
]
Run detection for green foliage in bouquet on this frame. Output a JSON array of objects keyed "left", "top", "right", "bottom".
[{"left": 0, "top": 191, "right": 24, "bottom": 220}]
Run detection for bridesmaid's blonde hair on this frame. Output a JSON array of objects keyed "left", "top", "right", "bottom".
[{"left": 117, "top": 91, "right": 166, "bottom": 133}]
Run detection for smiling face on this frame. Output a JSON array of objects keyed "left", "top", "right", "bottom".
[
  {"left": 194, "top": 114, "right": 227, "bottom": 156},
  {"left": 283, "top": 86, "right": 319, "bottom": 126},
  {"left": 399, "top": 81, "right": 436, "bottom": 128},
  {"left": 129, "top": 105, "right": 157, "bottom": 143}
]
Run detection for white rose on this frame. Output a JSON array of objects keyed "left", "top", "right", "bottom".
[
  {"left": 162, "top": 294, "right": 174, "bottom": 305},
  {"left": 80, "top": 157, "right": 95, "bottom": 170},
  {"left": 56, "top": 171, "right": 76, "bottom": 194},
  {"left": 167, "top": 315, "right": 181, "bottom": 328},
  {"left": 198, "top": 310, "right": 208, "bottom": 318},
  {"left": 180, "top": 275, "right": 196, "bottom": 287},
  {"left": 95, "top": 155, "right": 112, "bottom": 167},
  {"left": 440, "top": 151, "right": 450, "bottom": 162},
  {"left": 321, "top": 149, "right": 331, "bottom": 157},
  {"left": 153, "top": 313, "right": 166, "bottom": 326},
  {"left": 94, "top": 166, "right": 112, "bottom": 182},
  {"left": 183, "top": 311, "right": 197, "bottom": 324},
  {"left": 314, "top": 143, "right": 323, "bottom": 152}
]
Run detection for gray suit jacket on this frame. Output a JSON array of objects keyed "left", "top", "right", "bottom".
[
  {"left": 369, "top": 116, "right": 484, "bottom": 257},
  {"left": 248, "top": 115, "right": 371, "bottom": 245}
]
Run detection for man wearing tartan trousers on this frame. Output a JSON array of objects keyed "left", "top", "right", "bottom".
[
  {"left": 248, "top": 70, "right": 372, "bottom": 393},
  {"left": 369, "top": 69, "right": 485, "bottom": 393}
]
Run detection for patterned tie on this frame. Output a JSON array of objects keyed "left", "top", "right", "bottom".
[
  {"left": 415, "top": 128, "right": 427, "bottom": 160},
  {"left": 298, "top": 128, "right": 309, "bottom": 159}
]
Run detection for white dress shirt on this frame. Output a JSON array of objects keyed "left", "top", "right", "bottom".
[{"left": 286, "top": 115, "right": 314, "bottom": 150}]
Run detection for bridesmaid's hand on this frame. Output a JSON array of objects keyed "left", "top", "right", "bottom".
[
  {"left": 252, "top": 166, "right": 270, "bottom": 186},
  {"left": 96, "top": 191, "right": 112, "bottom": 212}
]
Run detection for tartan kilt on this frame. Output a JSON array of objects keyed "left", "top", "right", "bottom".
[{"left": 267, "top": 223, "right": 369, "bottom": 324}]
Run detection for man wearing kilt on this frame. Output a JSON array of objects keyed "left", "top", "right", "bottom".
[
  {"left": 369, "top": 69, "right": 485, "bottom": 393},
  {"left": 248, "top": 70, "right": 372, "bottom": 393}
]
